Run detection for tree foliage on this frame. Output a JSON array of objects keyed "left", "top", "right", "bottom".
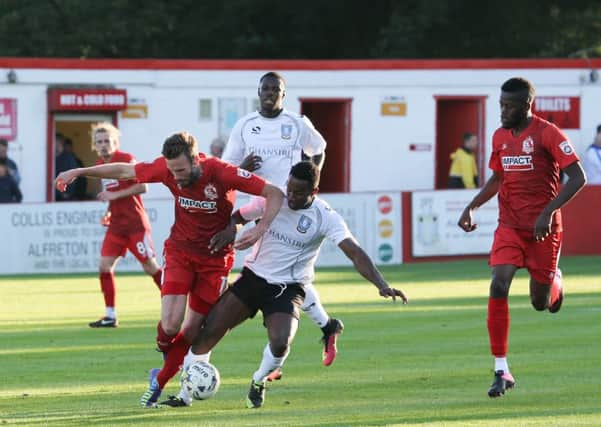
[{"left": 0, "top": 0, "right": 599, "bottom": 58}]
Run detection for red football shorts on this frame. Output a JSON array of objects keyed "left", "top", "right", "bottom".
[
  {"left": 161, "top": 246, "right": 234, "bottom": 316},
  {"left": 101, "top": 230, "right": 155, "bottom": 263},
  {"left": 490, "top": 224, "right": 562, "bottom": 285}
]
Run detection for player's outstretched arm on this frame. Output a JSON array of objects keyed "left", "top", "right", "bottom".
[
  {"left": 97, "top": 183, "right": 147, "bottom": 202},
  {"left": 458, "top": 171, "right": 502, "bottom": 232},
  {"left": 55, "top": 163, "right": 136, "bottom": 192},
  {"left": 338, "top": 238, "right": 408, "bottom": 304},
  {"left": 234, "top": 183, "right": 284, "bottom": 250},
  {"left": 533, "top": 161, "right": 587, "bottom": 241}
]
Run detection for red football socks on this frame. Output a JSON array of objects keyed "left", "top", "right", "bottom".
[
  {"left": 157, "top": 332, "right": 190, "bottom": 389},
  {"left": 99, "top": 272, "right": 116, "bottom": 308},
  {"left": 487, "top": 297, "right": 509, "bottom": 357},
  {"left": 156, "top": 321, "right": 176, "bottom": 353}
]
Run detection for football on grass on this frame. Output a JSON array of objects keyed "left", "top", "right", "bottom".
[{"left": 181, "top": 361, "right": 221, "bottom": 400}]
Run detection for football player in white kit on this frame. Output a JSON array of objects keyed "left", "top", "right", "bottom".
[
  {"left": 176, "top": 161, "right": 408, "bottom": 409},
  {"left": 222, "top": 71, "right": 345, "bottom": 368}
]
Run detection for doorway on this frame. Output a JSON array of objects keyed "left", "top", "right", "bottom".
[
  {"left": 53, "top": 114, "right": 113, "bottom": 200},
  {"left": 434, "top": 96, "right": 486, "bottom": 189},
  {"left": 300, "top": 98, "right": 352, "bottom": 193}
]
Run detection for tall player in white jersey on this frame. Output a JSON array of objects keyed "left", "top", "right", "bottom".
[
  {"left": 183, "top": 161, "right": 408, "bottom": 409},
  {"left": 222, "top": 71, "right": 344, "bottom": 367}
]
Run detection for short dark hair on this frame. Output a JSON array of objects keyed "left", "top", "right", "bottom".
[
  {"left": 0, "top": 139, "right": 7, "bottom": 147},
  {"left": 463, "top": 132, "right": 476, "bottom": 142},
  {"left": 290, "top": 161, "right": 320, "bottom": 189},
  {"left": 259, "top": 71, "right": 286, "bottom": 86},
  {"left": 162, "top": 132, "right": 198, "bottom": 161},
  {"left": 596, "top": 124, "right": 601, "bottom": 134},
  {"left": 501, "top": 77, "right": 535, "bottom": 101},
  {"left": 0, "top": 158, "right": 7, "bottom": 166}
]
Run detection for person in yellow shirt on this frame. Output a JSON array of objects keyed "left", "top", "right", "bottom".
[{"left": 448, "top": 132, "right": 479, "bottom": 188}]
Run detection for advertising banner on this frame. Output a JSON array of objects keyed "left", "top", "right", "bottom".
[
  {"left": 0, "top": 193, "right": 402, "bottom": 275},
  {"left": 411, "top": 190, "right": 498, "bottom": 257}
]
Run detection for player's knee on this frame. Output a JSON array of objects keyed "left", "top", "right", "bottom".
[
  {"left": 161, "top": 318, "right": 180, "bottom": 336},
  {"left": 270, "top": 338, "right": 290, "bottom": 357},
  {"left": 490, "top": 278, "right": 510, "bottom": 298}
]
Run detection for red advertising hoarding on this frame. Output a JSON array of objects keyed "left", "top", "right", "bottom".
[
  {"left": 48, "top": 88, "right": 127, "bottom": 111},
  {"left": 532, "top": 96, "right": 580, "bottom": 129}
]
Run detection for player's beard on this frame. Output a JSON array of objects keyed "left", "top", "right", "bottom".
[{"left": 179, "top": 166, "right": 201, "bottom": 187}]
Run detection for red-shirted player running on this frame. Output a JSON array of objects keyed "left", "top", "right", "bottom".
[
  {"left": 56, "top": 131, "right": 284, "bottom": 407},
  {"left": 458, "top": 77, "right": 586, "bottom": 398},
  {"left": 88, "top": 122, "right": 162, "bottom": 328}
]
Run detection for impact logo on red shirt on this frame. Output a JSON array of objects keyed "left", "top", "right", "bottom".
[
  {"left": 502, "top": 155, "right": 533, "bottom": 171},
  {"left": 178, "top": 196, "right": 217, "bottom": 213}
]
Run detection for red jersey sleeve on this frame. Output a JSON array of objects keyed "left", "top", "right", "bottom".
[
  {"left": 134, "top": 157, "right": 169, "bottom": 183},
  {"left": 488, "top": 130, "right": 503, "bottom": 173},
  {"left": 541, "top": 124, "right": 579, "bottom": 170},
  {"left": 217, "top": 161, "right": 266, "bottom": 195}
]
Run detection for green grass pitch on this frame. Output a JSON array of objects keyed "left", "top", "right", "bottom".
[{"left": 1, "top": 256, "right": 600, "bottom": 426}]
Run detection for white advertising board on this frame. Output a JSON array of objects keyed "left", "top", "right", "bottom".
[
  {"left": 411, "top": 190, "right": 499, "bottom": 257},
  {"left": 0, "top": 192, "right": 402, "bottom": 275},
  {"left": 0, "top": 199, "right": 173, "bottom": 275}
]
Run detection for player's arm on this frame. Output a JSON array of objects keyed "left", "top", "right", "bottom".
[
  {"left": 234, "top": 183, "right": 284, "bottom": 250},
  {"left": 338, "top": 237, "right": 408, "bottom": 303},
  {"left": 458, "top": 171, "right": 502, "bottom": 232},
  {"left": 208, "top": 211, "right": 248, "bottom": 254},
  {"left": 300, "top": 115, "right": 327, "bottom": 170},
  {"left": 534, "top": 160, "right": 586, "bottom": 241},
  {"left": 55, "top": 163, "right": 136, "bottom": 192},
  {"left": 97, "top": 183, "right": 148, "bottom": 202},
  {"left": 239, "top": 153, "right": 263, "bottom": 172}
]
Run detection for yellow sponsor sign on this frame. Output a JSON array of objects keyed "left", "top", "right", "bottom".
[
  {"left": 378, "top": 219, "right": 393, "bottom": 238},
  {"left": 121, "top": 103, "right": 148, "bottom": 119}
]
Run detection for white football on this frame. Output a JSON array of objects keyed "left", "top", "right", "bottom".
[{"left": 181, "top": 361, "right": 221, "bottom": 400}]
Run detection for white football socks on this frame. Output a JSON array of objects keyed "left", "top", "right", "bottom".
[
  {"left": 301, "top": 283, "right": 329, "bottom": 328},
  {"left": 494, "top": 357, "right": 509, "bottom": 374},
  {"left": 252, "top": 343, "right": 289, "bottom": 383},
  {"left": 105, "top": 307, "right": 116, "bottom": 319}
]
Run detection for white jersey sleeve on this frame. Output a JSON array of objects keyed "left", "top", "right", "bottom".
[
  {"left": 322, "top": 203, "right": 353, "bottom": 245},
  {"left": 299, "top": 115, "right": 326, "bottom": 157},
  {"left": 222, "top": 118, "right": 246, "bottom": 166},
  {"left": 239, "top": 196, "right": 266, "bottom": 222}
]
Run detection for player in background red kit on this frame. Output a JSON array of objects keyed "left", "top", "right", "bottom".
[
  {"left": 56, "top": 131, "right": 284, "bottom": 407},
  {"left": 88, "top": 122, "right": 162, "bottom": 328},
  {"left": 458, "top": 77, "right": 586, "bottom": 397}
]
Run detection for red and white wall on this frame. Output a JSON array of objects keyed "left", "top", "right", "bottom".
[{"left": 0, "top": 58, "right": 599, "bottom": 273}]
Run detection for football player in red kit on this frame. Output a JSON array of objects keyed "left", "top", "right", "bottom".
[
  {"left": 56, "top": 131, "right": 284, "bottom": 407},
  {"left": 88, "top": 122, "right": 162, "bottom": 328},
  {"left": 458, "top": 77, "right": 586, "bottom": 397}
]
